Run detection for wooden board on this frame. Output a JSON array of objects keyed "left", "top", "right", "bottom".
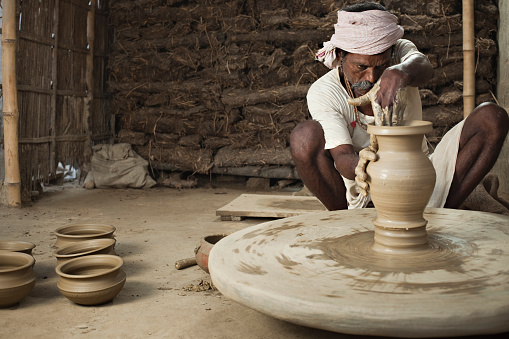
[{"left": 216, "top": 194, "right": 326, "bottom": 220}]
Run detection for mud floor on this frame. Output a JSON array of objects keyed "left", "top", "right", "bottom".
[{"left": 0, "top": 182, "right": 507, "bottom": 338}]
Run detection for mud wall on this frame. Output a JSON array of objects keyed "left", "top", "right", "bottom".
[
  {"left": 494, "top": 0, "right": 509, "bottom": 194},
  {"left": 107, "top": 0, "right": 499, "bottom": 179}
]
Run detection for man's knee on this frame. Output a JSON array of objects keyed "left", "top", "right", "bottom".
[
  {"left": 290, "top": 120, "right": 324, "bottom": 160},
  {"left": 469, "top": 102, "right": 509, "bottom": 140}
]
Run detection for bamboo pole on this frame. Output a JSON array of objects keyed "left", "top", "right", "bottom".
[
  {"left": 462, "top": 0, "right": 475, "bottom": 117},
  {"left": 1, "top": 0, "right": 22, "bottom": 207},
  {"left": 84, "top": 0, "right": 96, "bottom": 171},
  {"left": 50, "top": 0, "right": 60, "bottom": 176}
]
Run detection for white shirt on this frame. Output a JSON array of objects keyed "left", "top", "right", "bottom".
[
  {"left": 306, "top": 39, "right": 428, "bottom": 208},
  {"left": 307, "top": 39, "right": 425, "bottom": 152}
]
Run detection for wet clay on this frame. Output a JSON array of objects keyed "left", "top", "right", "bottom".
[
  {"left": 0, "top": 241, "right": 36, "bottom": 255},
  {"left": 209, "top": 121, "right": 509, "bottom": 337},
  {"left": 209, "top": 208, "right": 509, "bottom": 337},
  {"left": 0, "top": 252, "right": 36, "bottom": 307},
  {"left": 366, "top": 121, "right": 436, "bottom": 254},
  {"left": 54, "top": 224, "right": 116, "bottom": 249},
  {"left": 0, "top": 240, "right": 35, "bottom": 255},
  {"left": 56, "top": 254, "right": 126, "bottom": 305},
  {"left": 310, "top": 230, "right": 473, "bottom": 274},
  {"left": 53, "top": 238, "right": 117, "bottom": 265}
]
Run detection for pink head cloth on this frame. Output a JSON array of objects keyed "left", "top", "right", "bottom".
[{"left": 316, "top": 10, "right": 404, "bottom": 69}]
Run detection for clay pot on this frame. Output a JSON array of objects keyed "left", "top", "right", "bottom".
[
  {"left": 56, "top": 254, "right": 126, "bottom": 306},
  {"left": 53, "top": 238, "right": 117, "bottom": 265},
  {"left": 0, "top": 252, "right": 36, "bottom": 308},
  {"left": 366, "top": 121, "right": 436, "bottom": 254},
  {"left": 0, "top": 241, "right": 36, "bottom": 255},
  {"left": 54, "top": 224, "right": 116, "bottom": 249},
  {"left": 195, "top": 234, "right": 229, "bottom": 273}
]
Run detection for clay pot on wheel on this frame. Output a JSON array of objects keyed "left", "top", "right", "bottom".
[
  {"left": 195, "top": 234, "right": 229, "bottom": 273},
  {"left": 366, "top": 120, "right": 436, "bottom": 254},
  {"left": 54, "top": 224, "right": 116, "bottom": 249},
  {"left": 56, "top": 254, "right": 126, "bottom": 306},
  {"left": 0, "top": 252, "right": 36, "bottom": 308},
  {"left": 53, "top": 238, "right": 117, "bottom": 265},
  {"left": 0, "top": 241, "right": 36, "bottom": 255}
]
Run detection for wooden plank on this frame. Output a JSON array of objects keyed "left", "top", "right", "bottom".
[{"left": 216, "top": 194, "right": 326, "bottom": 220}]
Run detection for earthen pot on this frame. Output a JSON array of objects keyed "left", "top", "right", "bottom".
[
  {"left": 53, "top": 238, "right": 117, "bottom": 265},
  {"left": 0, "top": 241, "right": 36, "bottom": 255},
  {"left": 366, "top": 120, "right": 436, "bottom": 254},
  {"left": 0, "top": 252, "right": 36, "bottom": 308},
  {"left": 54, "top": 224, "right": 116, "bottom": 249},
  {"left": 56, "top": 254, "right": 126, "bottom": 306},
  {"left": 195, "top": 234, "right": 229, "bottom": 273}
]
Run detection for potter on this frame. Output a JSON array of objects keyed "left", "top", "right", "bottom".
[
  {"left": 208, "top": 4, "right": 509, "bottom": 337},
  {"left": 290, "top": 2, "right": 509, "bottom": 212}
]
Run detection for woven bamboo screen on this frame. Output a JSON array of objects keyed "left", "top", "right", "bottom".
[{"left": 2, "top": 0, "right": 112, "bottom": 200}]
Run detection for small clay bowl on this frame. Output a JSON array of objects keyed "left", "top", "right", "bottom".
[
  {"left": 54, "top": 224, "right": 116, "bottom": 249},
  {"left": 53, "top": 238, "right": 117, "bottom": 265},
  {"left": 0, "top": 252, "right": 36, "bottom": 308},
  {"left": 0, "top": 241, "right": 36, "bottom": 255},
  {"left": 56, "top": 254, "right": 126, "bottom": 306},
  {"left": 195, "top": 234, "right": 229, "bottom": 274}
]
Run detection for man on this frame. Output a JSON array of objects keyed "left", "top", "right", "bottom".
[{"left": 290, "top": 2, "right": 509, "bottom": 211}]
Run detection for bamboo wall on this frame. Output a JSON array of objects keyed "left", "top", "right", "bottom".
[{"left": 1, "top": 0, "right": 112, "bottom": 201}]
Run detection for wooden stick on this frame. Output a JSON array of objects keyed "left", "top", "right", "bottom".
[
  {"left": 462, "top": 0, "right": 475, "bottom": 117},
  {"left": 83, "top": 0, "right": 96, "bottom": 171},
  {"left": 1, "top": 0, "right": 21, "bottom": 207},
  {"left": 175, "top": 257, "right": 197, "bottom": 270},
  {"left": 50, "top": 0, "right": 60, "bottom": 176}
]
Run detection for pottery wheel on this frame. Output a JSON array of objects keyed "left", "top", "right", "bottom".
[{"left": 209, "top": 208, "right": 509, "bottom": 338}]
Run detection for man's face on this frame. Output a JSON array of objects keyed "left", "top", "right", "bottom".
[{"left": 341, "top": 49, "right": 392, "bottom": 96}]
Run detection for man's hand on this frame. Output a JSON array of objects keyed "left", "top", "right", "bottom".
[
  {"left": 376, "top": 67, "right": 408, "bottom": 111},
  {"left": 347, "top": 78, "right": 405, "bottom": 126},
  {"left": 354, "top": 135, "right": 378, "bottom": 197},
  {"left": 347, "top": 80, "right": 384, "bottom": 126}
]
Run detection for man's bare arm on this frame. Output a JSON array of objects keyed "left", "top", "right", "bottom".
[
  {"left": 329, "top": 144, "right": 359, "bottom": 180},
  {"left": 376, "top": 54, "right": 434, "bottom": 109}
]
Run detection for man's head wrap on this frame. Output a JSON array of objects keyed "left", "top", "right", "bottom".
[{"left": 316, "top": 10, "right": 404, "bottom": 69}]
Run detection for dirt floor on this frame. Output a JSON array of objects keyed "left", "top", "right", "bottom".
[{"left": 0, "top": 179, "right": 508, "bottom": 339}]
